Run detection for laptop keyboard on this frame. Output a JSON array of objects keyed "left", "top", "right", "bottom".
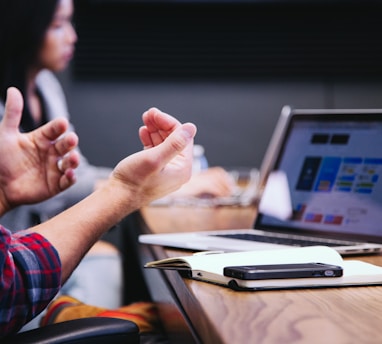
[{"left": 214, "top": 233, "right": 354, "bottom": 247}]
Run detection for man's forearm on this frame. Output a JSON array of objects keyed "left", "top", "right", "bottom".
[{"left": 28, "top": 182, "right": 138, "bottom": 281}]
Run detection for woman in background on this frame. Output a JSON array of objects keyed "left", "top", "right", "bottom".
[
  {"left": 0, "top": 1, "right": 124, "bottom": 330},
  {"left": 0, "top": 0, "right": 233, "bottom": 330}
]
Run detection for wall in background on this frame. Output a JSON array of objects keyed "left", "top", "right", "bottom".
[
  {"left": 59, "top": 0, "right": 382, "bottom": 170},
  {"left": 59, "top": 72, "right": 382, "bottom": 170}
]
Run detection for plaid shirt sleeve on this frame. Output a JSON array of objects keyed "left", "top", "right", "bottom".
[{"left": 0, "top": 225, "right": 62, "bottom": 337}]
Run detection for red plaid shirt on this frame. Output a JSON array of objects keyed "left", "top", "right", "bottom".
[{"left": 0, "top": 225, "right": 61, "bottom": 337}]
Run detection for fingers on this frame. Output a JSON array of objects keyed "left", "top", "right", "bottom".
[
  {"left": 153, "top": 122, "right": 197, "bottom": 167},
  {"left": 39, "top": 117, "right": 70, "bottom": 142},
  {"left": 140, "top": 108, "right": 182, "bottom": 147},
  {"left": 58, "top": 150, "right": 80, "bottom": 172},
  {"left": 0, "top": 87, "right": 24, "bottom": 131},
  {"left": 54, "top": 131, "right": 79, "bottom": 156},
  {"left": 139, "top": 108, "right": 197, "bottom": 178},
  {"left": 142, "top": 108, "right": 181, "bottom": 131},
  {"left": 59, "top": 168, "right": 77, "bottom": 190},
  {"left": 139, "top": 126, "right": 156, "bottom": 149},
  {"left": 52, "top": 127, "right": 79, "bottom": 179},
  {"left": 57, "top": 151, "right": 79, "bottom": 190},
  {"left": 53, "top": 129, "right": 79, "bottom": 191}
]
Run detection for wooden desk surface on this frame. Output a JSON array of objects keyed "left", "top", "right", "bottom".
[{"left": 140, "top": 205, "right": 382, "bottom": 344}]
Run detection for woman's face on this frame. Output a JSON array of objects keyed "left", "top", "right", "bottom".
[{"left": 37, "top": 0, "right": 77, "bottom": 72}]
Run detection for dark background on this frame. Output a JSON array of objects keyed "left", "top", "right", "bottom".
[{"left": 59, "top": 0, "right": 382, "bottom": 170}]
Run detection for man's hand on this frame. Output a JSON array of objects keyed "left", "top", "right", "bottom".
[
  {"left": 0, "top": 87, "right": 80, "bottom": 214},
  {"left": 110, "top": 107, "right": 197, "bottom": 208}
]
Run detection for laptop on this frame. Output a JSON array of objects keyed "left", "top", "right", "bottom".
[{"left": 139, "top": 106, "right": 382, "bottom": 255}]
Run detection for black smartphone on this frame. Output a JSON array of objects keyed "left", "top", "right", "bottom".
[{"left": 223, "top": 262, "right": 343, "bottom": 280}]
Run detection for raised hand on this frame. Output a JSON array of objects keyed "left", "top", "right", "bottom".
[
  {"left": 0, "top": 87, "right": 80, "bottom": 214},
  {"left": 110, "top": 108, "right": 197, "bottom": 207}
]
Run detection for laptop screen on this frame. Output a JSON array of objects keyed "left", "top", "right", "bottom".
[{"left": 256, "top": 110, "right": 382, "bottom": 243}]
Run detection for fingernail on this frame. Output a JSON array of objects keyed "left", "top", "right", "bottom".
[{"left": 181, "top": 123, "right": 197, "bottom": 139}]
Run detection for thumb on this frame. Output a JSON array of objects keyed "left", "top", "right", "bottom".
[
  {"left": 0, "top": 87, "right": 24, "bottom": 131},
  {"left": 154, "top": 122, "right": 197, "bottom": 165}
]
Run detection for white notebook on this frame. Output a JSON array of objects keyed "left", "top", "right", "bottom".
[{"left": 144, "top": 246, "right": 382, "bottom": 291}]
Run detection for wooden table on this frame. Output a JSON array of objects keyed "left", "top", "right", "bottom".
[{"left": 138, "top": 205, "right": 382, "bottom": 344}]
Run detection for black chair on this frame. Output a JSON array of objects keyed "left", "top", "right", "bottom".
[{"left": 2, "top": 317, "right": 140, "bottom": 344}]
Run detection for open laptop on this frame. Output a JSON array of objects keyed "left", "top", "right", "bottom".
[{"left": 139, "top": 106, "right": 382, "bottom": 255}]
